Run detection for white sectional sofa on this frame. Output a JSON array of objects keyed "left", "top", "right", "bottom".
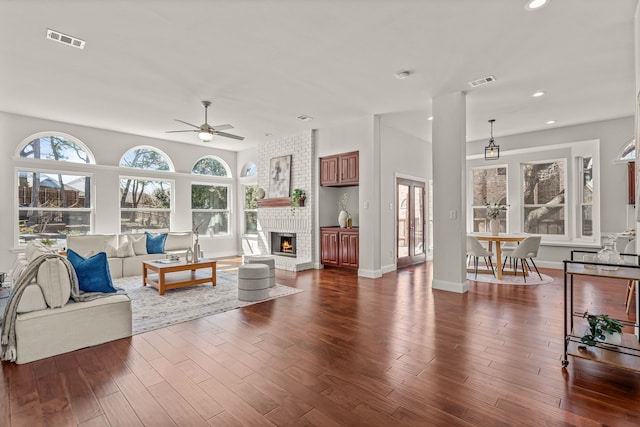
[
  {"left": 6, "top": 247, "right": 132, "bottom": 364},
  {"left": 66, "top": 232, "right": 194, "bottom": 278}
]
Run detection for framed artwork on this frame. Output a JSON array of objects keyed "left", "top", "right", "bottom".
[{"left": 268, "top": 155, "right": 292, "bottom": 198}]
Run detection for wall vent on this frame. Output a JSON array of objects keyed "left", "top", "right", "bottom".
[
  {"left": 47, "top": 29, "right": 85, "bottom": 49},
  {"left": 468, "top": 75, "right": 496, "bottom": 88}
]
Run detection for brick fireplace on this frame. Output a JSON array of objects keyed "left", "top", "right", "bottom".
[{"left": 256, "top": 130, "right": 315, "bottom": 271}]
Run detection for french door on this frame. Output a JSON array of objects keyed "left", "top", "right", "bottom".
[{"left": 397, "top": 178, "right": 426, "bottom": 267}]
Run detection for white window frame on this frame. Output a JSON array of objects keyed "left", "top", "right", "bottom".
[
  {"left": 191, "top": 182, "right": 232, "bottom": 237},
  {"left": 119, "top": 175, "right": 173, "bottom": 234},
  {"left": 466, "top": 139, "right": 600, "bottom": 246},
  {"left": 470, "top": 164, "right": 509, "bottom": 233},
  {"left": 521, "top": 158, "right": 567, "bottom": 239}
]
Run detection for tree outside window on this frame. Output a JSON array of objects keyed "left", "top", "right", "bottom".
[
  {"left": 471, "top": 167, "right": 507, "bottom": 232},
  {"left": 244, "top": 185, "right": 258, "bottom": 235},
  {"left": 17, "top": 135, "right": 93, "bottom": 246},
  {"left": 522, "top": 161, "right": 566, "bottom": 235},
  {"left": 192, "top": 184, "right": 229, "bottom": 236}
]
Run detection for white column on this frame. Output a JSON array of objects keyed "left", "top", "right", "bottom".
[{"left": 432, "top": 92, "right": 468, "bottom": 293}]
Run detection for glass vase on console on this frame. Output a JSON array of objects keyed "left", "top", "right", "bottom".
[{"left": 597, "top": 235, "right": 622, "bottom": 271}]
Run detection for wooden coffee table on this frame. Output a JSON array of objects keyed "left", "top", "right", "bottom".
[{"left": 142, "top": 258, "right": 217, "bottom": 295}]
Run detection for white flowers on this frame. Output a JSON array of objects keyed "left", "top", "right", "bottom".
[
  {"left": 486, "top": 202, "right": 508, "bottom": 219},
  {"left": 338, "top": 192, "right": 349, "bottom": 214}
]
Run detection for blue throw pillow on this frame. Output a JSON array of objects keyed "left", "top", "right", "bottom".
[
  {"left": 145, "top": 232, "right": 167, "bottom": 254},
  {"left": 67, "top": 249, "right": 116, "bottom": 293}
]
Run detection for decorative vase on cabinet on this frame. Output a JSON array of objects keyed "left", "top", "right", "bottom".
[
  {"left": 338, "top": 210, "right": 349, "bottom": 228},
  {"left": 489, "top": 219, "right": 500, "bottom": 236}
]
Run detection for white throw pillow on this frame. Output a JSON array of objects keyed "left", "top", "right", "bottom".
[
  {"left": 103, "top": 239, "right": 135, "bottom": 258},
  {"left": 25, "top": 240, "right": 54, "bottom": 262},
  {"left": 128, "top": 234, "right": 147, "bottom": 255},
  {"left": 36, "top": 257, "right": 71, "bottom": 308}
]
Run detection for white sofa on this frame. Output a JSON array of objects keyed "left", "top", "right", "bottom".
[
  {"left": 66, "top": 232, "right": 194, "bottom": 278},
  {"left": 7, "top": 247, "right": 132, "bottom": 364}
]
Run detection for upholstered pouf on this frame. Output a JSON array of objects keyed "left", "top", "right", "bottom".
[
  {"left": 244, "top": 255, "right": 276, "bottom": 288},
  {"left": 237, "top": 264, "right": 270, "bottom": 302}
]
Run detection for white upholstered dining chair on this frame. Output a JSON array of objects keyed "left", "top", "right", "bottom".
[
  {"left": 467, "top": 235, "right": 495, "bottom": 279},
  {"left": 503, "top": 235, "right": 542, "bottom": 283}
]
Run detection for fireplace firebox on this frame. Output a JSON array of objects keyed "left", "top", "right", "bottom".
[{"left": 271, "top": 232, "right": 297, "bottom": 257}]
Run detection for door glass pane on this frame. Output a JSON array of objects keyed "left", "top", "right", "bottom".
[
  {"left": 414, "top": 186, "right": 424, "bottom": 255},
  {"left": 398, "top": 184, "right": 409, "bottom": 258}
]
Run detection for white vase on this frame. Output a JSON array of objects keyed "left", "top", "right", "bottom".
[
  {"left": 338, "top": 210, "right": 349, "bottom": 228},
  {"left": 489, "top": 219, "right": 500, "bottom": 236}
]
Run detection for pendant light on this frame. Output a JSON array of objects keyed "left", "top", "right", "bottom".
[{"left": 485, "top": 119, "right": 500, "bottom": 160}]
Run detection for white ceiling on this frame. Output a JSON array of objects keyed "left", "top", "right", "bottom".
[{"left": 0, "top": 0, "right": 636, "bottom": 151}]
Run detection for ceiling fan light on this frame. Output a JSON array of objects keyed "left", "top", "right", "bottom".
[{"left": 199, "top": 131, "right": 214, "bottom": 142}]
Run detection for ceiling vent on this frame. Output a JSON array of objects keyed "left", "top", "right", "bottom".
[
  {"left": 47, "top": 29, "right": 85, "bottom": 49},
  {"left": 296, "top": 114, "right": 314, "bottom": 121},
  {"left": 468, "top": 75, "right": 496, "bottom": 88}
]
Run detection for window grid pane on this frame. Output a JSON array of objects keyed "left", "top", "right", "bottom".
[
  {"left": 472, "top": 167, "right": 507, "bottom": 232},
  {"left": 522, "top": 161, "right": 565, "bottom": 235}
]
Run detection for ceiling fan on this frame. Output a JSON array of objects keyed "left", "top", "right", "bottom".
[{"left": 166, "top": 101, "right": 244, "bottom": 142}]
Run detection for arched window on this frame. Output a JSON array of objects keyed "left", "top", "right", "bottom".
[
  {"left": 18, "top": 133, "right": 94, "bottom": 164},
  {"left": 191, "top": 157, "right": 232, "bottom": 237},
  {"left": 242, "top": 162, "right": 258, "bottom": 177},
  {"left": 618, "top": 137, "right": 636, "bottom": 161},
  {"left": 192, "top": 156, "right": 231, "bottom": 177},
  {"left": 16, "top": 133, "right": 94, "bottom": 246},
  {"left": 120, "top": 146, "right": 173, "bottom": 171},
  {"left": 119, "top": 146, "right": 173, "bottom": 233}
]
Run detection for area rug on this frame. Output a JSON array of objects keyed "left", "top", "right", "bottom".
[
  {"left": 467, "top": 272, "right": 554, "bottom": 286},
  {"left": 113, "top": 271, "right": 302, "bottom": 334}
]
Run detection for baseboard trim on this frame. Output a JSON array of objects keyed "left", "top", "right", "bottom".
[
  {"left": 432, "top": 278, "right": 469, "bottom": 293},
  {"left": 381, "top": 264, "right": 397, "bottom": 274},
  {"left": 358, "top": 268, "right": 383, "bottom": 278}
]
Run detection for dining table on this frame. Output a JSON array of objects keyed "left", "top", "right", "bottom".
[{"left": 468, "top": 233, "right": 529, "bottom": 280}]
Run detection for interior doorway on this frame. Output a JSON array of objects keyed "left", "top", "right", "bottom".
[{"left": 397, "top": 178, "right": 426, "bottom": 267}]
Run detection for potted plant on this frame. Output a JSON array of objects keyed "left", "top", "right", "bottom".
[
  {"left": 290, "top": 188, "right": 306, "bottom": 212},
  {"left": 580, "top": 311, "right": 623, "bottom": 346},
  {"left": 40, "top": 237, "right": 56, "bottom": 247}
]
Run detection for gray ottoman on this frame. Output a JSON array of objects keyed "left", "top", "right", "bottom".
[
  {"left": 244, "top": 255, "right": 276, "bottom": 288},
  {"left": 237, "top": 264, "right": 270, "bottom": 302}
]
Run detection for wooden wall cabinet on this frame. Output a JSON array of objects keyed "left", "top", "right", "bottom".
[
  {"left": 320, "top": 227, "right": 359, "bottom": 269},
  {"left": 320, "top": 151, "right": 359, "bottom": 186}
]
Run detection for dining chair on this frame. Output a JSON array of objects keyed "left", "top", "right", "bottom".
[
  {"left": 503, "top": 235, "right": 542, "bottom": 282},
  {"left": 467, "top": 235, "right": 495, "bottom": 278}
]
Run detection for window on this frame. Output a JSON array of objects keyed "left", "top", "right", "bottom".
[
  {"left": 243, "top": 162, "right": 258, "bottom": 177},
  {"left": 119, "top": 178, "right": 171, "bottom": 233},
  {"left": 244, "top": 185, "right": 258, "bottom": 235},
  {"left": 192, "top": 156, "right": 230, "bottom": 177},
  {"left": 119, "top": 147, "right": 173, "bottom": 233},
  {"left": 471, "top": 166, "right": 507, "bottom": 233},
  {"left": 192, "top": 184, "right": 230, "bottom": 236},
  {"left": 120, "top": 146, "right": 172, "bottom": 171},
  {"left": 16, "top": 134, "right": 94, "bottom": 246},
  {"left": 579, "top": 157, "right": 593, "bottom": 237},
  {"left": 522, "top": 160, "right": 566, "bottom": 235}
]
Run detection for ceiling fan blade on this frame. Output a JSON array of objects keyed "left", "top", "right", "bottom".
[
  {"left": 214, "top": 131, "right": 245, "bottom": 141},
  {"left": 212, "top": 124, "right": 234, "bottom": 131},
  {"left": 174, "top": 119, "right": 199, "bottom": 128},
  {"left": 166, "top": 129, "right": 198, "bottom": 133}
]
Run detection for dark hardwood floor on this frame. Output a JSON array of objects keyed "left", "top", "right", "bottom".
[{"left": 2, "top": 258, "right": 639, "bottom": 426}]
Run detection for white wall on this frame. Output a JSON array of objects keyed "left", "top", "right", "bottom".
[
  {"left": 467, "top": 116, "right": 634, "bottom": 266},
  {"left": 379, "top": 118, "right": 432, "bottom": 273},
  {"left": 0, "top": 111, "right": 240, "bottom": 272},
  {"left": 236, "top": 147, "right": 259, "bottom": 255}
]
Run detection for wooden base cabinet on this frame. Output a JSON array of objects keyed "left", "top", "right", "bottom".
[{"left": 321, "top": 227, "right": 359, "bottom": 270}]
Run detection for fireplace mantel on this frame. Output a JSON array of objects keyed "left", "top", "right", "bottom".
[{"left": 257, "top": 197, "right": 305, "bottom": 208}]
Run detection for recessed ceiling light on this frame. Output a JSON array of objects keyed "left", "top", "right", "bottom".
[
  {"left": 546, "top": 120, "right": 556, "bottom": 124},
  {"left": 427, "top": 116, "right": 433, "bottom": 121},
  {"left": 296, "top": 114, "right": 314, "bottom": 122},
  {"left": 396, "top": 71, "right": 411, "bottom": 80},
  {"left": 525, "top": 0, "right": 549, "bottom": 10},
  {"left": 532, "top": 91, "right": 545, "bottom": 97}
]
